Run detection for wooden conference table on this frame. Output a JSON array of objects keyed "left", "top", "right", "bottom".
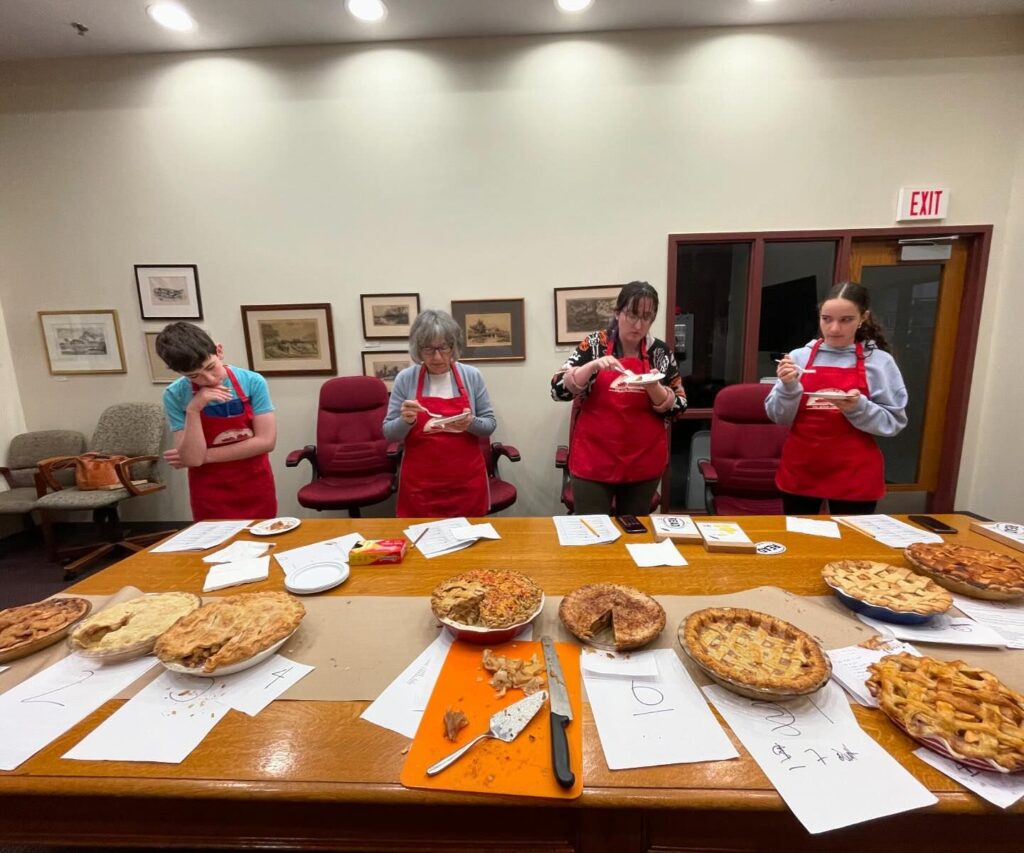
[{"left": 2, "top": 514, "right": 1023, "bottom": 852}]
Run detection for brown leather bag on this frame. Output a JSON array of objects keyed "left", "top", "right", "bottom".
[{"left": 74, "top": 452, "right": 129, "bottom": 491}]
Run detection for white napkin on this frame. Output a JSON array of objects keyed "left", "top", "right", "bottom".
[
  {"left": 202, "top": 541, "right": 273, "bottom": 563},
  {"left": 625, "top": 538, "right": 687, "bottom": 567},
  {"left": 203, "top": 556, "right": 270, "bottom": 592}
]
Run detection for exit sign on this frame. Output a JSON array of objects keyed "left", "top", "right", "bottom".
[{"left": 897, "top": 187, "right": 949, "bottom": 221}]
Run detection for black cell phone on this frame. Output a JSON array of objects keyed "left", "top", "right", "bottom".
[
  {"left": 908, "top": 515, "right": 958, "bottom": 535},
  {"left": 616, "top": 515, "right": 648, "bottom": 534}
]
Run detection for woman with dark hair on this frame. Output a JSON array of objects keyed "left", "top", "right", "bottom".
[
  {"left": 766, "top": 281, "right": 908, "bottom": 515},
  {"left": 551, "top": 281, "right": 687, "bottom": 515},
  {"left": 383, "top": 309, "right": 496, "bottom": 517}
]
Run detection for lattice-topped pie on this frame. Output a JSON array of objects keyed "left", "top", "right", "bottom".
[
  {"left": 69, "top": 592, "right": 201, "bottom": 658},
  {"left": 680, "top": 607, "right": 831, "bottom": 698},
  {"left": 0, "top": 597, "right": 91, "bottom": 662},
  {"left": 559, "top": 583, "right": 665, "bottom": 650},
  {"left": 154, "top": 591, "right": 305, "bottom": 673},
  {"left": 822, "top": 560, "right": 952, "bottom": 616},
  {"left": 905, "top": 542, "right": 1024, "bottom": 600},
  {"left": 867, "top": 653, "right": 1024, "bottom": 773},
  {"left": 430, "top": 570, "right": 543, "bottom": 629}
]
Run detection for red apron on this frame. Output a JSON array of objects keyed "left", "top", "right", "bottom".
[
  {"left": 187, "top": 367, "right": 277, "bottom": 521},
  {"left": 569, "top": 336, "right": 668, "bottom": 484},
  {"left": 775, "top": 340, "right": 885, "bottom": 501},
  {"left": 396, "top": 364, "right": 489, "bottom": 518}
]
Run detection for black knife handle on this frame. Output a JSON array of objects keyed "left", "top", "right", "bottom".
[{"left": 549, "top": 711, "right": 575, "bottom": 788}]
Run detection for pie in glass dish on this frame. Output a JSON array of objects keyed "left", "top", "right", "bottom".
[
  {"left": 558, "top": 583, "right": 665, "bottom": 650},
  {"left": 822, "top": 559, "right": 952, "bottom": 623},
  {"left": 154, "top": 591, "right": 305, "bottom": 674},
  {"left": 680, "top": 607, "right": 831, "bottom": 699},
  {"left": 867, "top": 653, "right": 1024, "bottom": 773},
  {"left": 904, "top": 542, "right": 1024, "bottom": 600},
  {"left": 69, "top": 592, "right": 201, "bottom": 660},
  {"left": 0, "top": 596, "right": 91, "bottom": 662}
]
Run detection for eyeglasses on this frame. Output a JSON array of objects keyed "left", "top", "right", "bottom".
[
  {"left": 419, "top": 344, "right": 453, "bottom": 357},
  {"left": 621, "top": 310, "right": 656, "bottom": 324}
]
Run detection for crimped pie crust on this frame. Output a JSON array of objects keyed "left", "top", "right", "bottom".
[
  {"left": 69, "top": 592, "right": 201, "bottom": 655},
  {"left": 154, "top": 591, "right": 305, "bottom": 673},
  {"left": 0, "top": 597, "right": 90, "bottom": 655},
  {"left": 905, "top": 542, "right": 1024, "bottom": 599},
  {"left": 558, "top": 583, "right": 666, "bottom": 650},
  {"left": 822, "top": 559, "right": 952, "bottom": 615},
  {"left": 867, "top": 653, "right": 1024, "bottom": 772},
  {"left": 681, "top": 607, "right": 830, "bottom": 693},
  {"left": 430, "top": 570, "right": 543, "bottom": 629}
]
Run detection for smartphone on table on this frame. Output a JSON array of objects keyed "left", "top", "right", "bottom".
[
  {"left": 616, "top": 515, "right": 648, "bottom": 534},
  {"left": 907, "top": 515, "right": 958, "bottom": 535}
]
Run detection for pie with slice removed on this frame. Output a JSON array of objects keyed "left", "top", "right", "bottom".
[
  {"left": 430, "top": 570, "right": 543, "bottom": 629},
  {"left": 559, "top": 583, "right": 665, "bottom": 650}
]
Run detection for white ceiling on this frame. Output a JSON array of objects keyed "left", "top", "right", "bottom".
[{"left": 3, "top": 0, "right": 1023, "bottom": 61}]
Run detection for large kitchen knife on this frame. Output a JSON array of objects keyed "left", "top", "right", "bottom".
[{"left": 540, "top": 636, "right": 575, "bottom": 788}]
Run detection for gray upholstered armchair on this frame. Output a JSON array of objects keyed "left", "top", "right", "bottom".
[
  {"left": 35, "top": 403, "right": 172, "bottom": 575},
  {"left": 0, "top": 430, "right": 86, "bottom": 532}
]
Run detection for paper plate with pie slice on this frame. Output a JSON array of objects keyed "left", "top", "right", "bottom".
[
  {"left": 904, "top": 542, "right": 1024, "bottom": 600},
  {"left": 802, "top": 391, "right": 857, "bottom": 400},
  {"left": 0, "top": 597, "right": 92, "bottom": 663},
  {"left": 821, "top": 560, "right": 952, "bottom": 626},
  {"left": 249, "top": 517, "right": 301, "bottom": 536},
  {"left": 623, "top": 371, "right": 665, "bottom": 386},
  {"left": 69, "top": 591, "right": 201, "bottom": 663},
  {"left": 559, "top": 583, "right": 665, "bottom": 651},
  {"left": 430, "top": 569, "right": 545, "bottom": 645}
]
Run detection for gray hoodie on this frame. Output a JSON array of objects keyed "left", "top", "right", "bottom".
[{"left": 764, "top": 340, "right": 908, "bottom": 438}]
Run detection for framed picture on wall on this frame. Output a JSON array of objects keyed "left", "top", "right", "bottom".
[
  {"left": 38, "top": 310, "right": 126, "bottom": 375},
  {"left": 361, "top": 350, "right": 412, "bottom": 391},
  {"left": 450, "top": 298, "right": 526, "bottom": 362},
  {"left": 553, "top": 284, "right": 621, "bottom": 346},
  {"left": 134, "top": 265, "right": 203, "bottom": 320},
  {"left": 360, "top": 293, "right": 420, "bottom": 340},
  {"left": 240, "top": 303, "right": 337, "bottom": 377},
  {"left": 144, "top": 331, "right": 179, "bottom": 383}
]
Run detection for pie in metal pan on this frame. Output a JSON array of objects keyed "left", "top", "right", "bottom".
[
  {"left": 867, "top": 653, "right": 1024, "bottom": 773},
  {"left": 559, "top": 583, "right": 665, "bottom": 651},
  {"left": 680, "top": 607, "right": 831, "bottom": 700},
  {"left": 0, "top": 596, "right": 92, "bottom": 663},
  {"left": 904, "top": 542, "right": 1024, "bottom": 601},
  {"left": 154, "top": 591, "right": 305, "bottom": 674},
  {"left": 68, "top": 592, "right": 201, "bottom": 662},
  {"left": 822, "top": 559, "right": 952, "bottom": 624}
]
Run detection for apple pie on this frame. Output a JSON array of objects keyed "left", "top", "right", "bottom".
[
  {"left": 0, "top": 596, "right": 91, "bottom": 661},
  {"left": 154, "top": 591, "right": 305, "bottom": 673},
  {"left": 430, "top": 570, "right": 543, "bottom": 629},
  {"left": 905, "top": 542, "right": 1024, "bottom": 600},
  {"left": 867, "top": 653, "right": 1024, "bottom": 773},
  {"left": 558, "top": 583, "right": 665, "bottom": 650},
  {"left": 69, "top": 592, "right": 201, "bottom": 658},
  {"left": 680, "top": 607, "right": 831, "bottom": 697},
  {"left": 822, "top": 559, "right": 952, "bottom": 616}
]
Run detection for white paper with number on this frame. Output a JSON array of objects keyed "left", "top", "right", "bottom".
[
  {"left": 858, "top": 613, "right": 1006, "bottom": 647},
  {"left": 404, "top": 518, "right": 476, "bottom": 558},
  {"left": 0, "top": 655, "right": 157, "bottom": 770},
  {"left": 217, "top": 654, "right": 314, "bottom": 717},
  {"left": 584, "top": 650, "right": 737, "bottom": 769},
  {"left": 786, "top": 516, "right": 841, "bottom": 539},
  {"left": 552, "top": 515, "right": 621, "bottom": 546},
  {"left": 913, "top": 748, "right": 1024, "bottom": 809},
  {"left": 150, "top": 520, "right": 253, "bottom": 553},
  {"left": 704, "top": 681, "right": 936, "bottom": 834},
  {"left": 952, "top": 595, "right": 1024, "bottom": 649},
  {"left": 832, "top": 514, "right": 942, "bottom": 548}
]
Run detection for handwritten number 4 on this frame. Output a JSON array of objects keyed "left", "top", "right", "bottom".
[{"left": 264, "top": 666, "right": 294, "bottom": 690}]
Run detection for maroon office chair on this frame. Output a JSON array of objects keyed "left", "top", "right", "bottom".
[
  {"left": 697, "top": 383, "right": 789, "bottom": 515},
  {"left": 480, "top": 435, "right": 521, "bottom": 514},
  {"left": 286, "top": 376, "right": 398, "bottom": 518},
  {"left": 554, "top": 398, "right": 661, "bottom": 514}
]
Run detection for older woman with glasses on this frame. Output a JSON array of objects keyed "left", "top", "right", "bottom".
[
  {"left": 551, "top": 281, "right": 687, "bottom": 515},
  {"left": 384, "top": 309, "right": 497, "bottom": 517}
]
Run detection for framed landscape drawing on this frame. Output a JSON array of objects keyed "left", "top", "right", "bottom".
[
  {"left": 451, "top": 298, "right": 526, "bottom": 362},
  {"left": 144, "top": 331, "right": 178, "bottom": 383},
  {"left": 362, "top": 350, "right": 412, "bottom": 390},
  {"left": 360, "top": 293, "right": 420, "bottom": 340},
  {"left": 134, "top": 265, "right": 203, "bottom": 320},
  {"left": 38, "top": 310, "right": 126, "bottom": 375},
  {"left": 553, "top": 284, "right": 620, "bottom": 346},
  {"left": 240, "top": 303, "right": 337, "bottom": 377}
]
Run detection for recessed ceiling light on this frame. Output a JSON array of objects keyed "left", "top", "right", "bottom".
[
  {"left": 555, "top": 0, "right": 594, "bottom": 12},
  {"left": 146, "top": 2, "right": 195, "bottom": 31},
  {"left": 346, "top": 0, "right": 388, "bottom": 23}
]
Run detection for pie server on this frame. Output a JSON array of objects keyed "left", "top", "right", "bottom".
[{"left": 425, "top": 690, "right": 547, "bottom": 776}]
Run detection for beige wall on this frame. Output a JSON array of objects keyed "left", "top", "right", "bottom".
[{"left": 1, "top": 16, "right": 1022, "bottom": 522}]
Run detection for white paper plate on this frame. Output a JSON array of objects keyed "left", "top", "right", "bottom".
[
  {"left": 624, "top": 371, "right": 665, "bottom": 385},
  {"left": 284, "top": 560, "right": 350, "bottom": 595},
  {"left": 249, "top": 517, "right": 301, "bottom": 536},
  {"left": 802, "top": 391, "right": 856, "bottom": 400},
  {"left": 160, "top": 628, "right": 297, "bottom": 677}
]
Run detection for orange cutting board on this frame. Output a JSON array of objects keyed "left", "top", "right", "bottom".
[{"left": 400, "top": 639, "right": 583, "bottom": 799}]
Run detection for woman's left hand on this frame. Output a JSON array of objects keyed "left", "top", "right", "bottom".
[
  {"left": 832, "top": 390, "right": 861, "bottom": 413},
  {"left": 644, "top": 382, "right": 674, "bottom": 409}
]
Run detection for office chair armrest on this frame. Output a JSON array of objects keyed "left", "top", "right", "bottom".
[
  {"left": 697, "top": 458, "right": 718, "bottom": 484},
  {"left": 37, "top": 455, "right": 78, "bottom": 492},
  {"left": 115, "top": 455, "right": 165, "bottom": 497},
  {"left": 286, "top": 445, "right": 316, "bottom": 468},
  {"left": 493, "top": 443, "right": 521, "bottom": 463},
  {"left": 0, "top": 466, "right": 13, "bottom": 489},
  {"left": 554, "top": 445, "right": 569, "bottom": 469}
]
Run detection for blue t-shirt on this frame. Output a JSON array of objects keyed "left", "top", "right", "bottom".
[{"left": 162, "top": 365, "right": 274, "bottom": 432}]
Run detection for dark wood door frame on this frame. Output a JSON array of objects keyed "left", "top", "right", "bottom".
[{"left": 665, "top": 225, "right": 993, "bottom": 512}]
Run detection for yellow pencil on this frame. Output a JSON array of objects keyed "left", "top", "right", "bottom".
[{"left": 580, "top": 518, "right": 600, "bottom": 537}]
